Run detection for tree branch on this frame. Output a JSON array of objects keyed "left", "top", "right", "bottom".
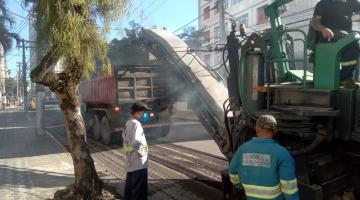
[{"left": 30, "top": 48, "right": 61, "bottom": 88}]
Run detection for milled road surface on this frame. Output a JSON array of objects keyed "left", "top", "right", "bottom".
[{"left": 45, "top": 107, "right": 226, "bottom": 200}]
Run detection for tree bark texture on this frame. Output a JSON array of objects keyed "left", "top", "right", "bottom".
[{"left": 31, "top": 55, "right": 104, "bottom": 200}]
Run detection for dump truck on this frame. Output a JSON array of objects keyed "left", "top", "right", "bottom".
[{"left": 80, "top": 45, "right": 173, "bottom": 145}]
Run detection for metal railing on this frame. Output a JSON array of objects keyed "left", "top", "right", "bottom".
[{"left": 263, "top": 28, "right": 309, "bottom": 88}]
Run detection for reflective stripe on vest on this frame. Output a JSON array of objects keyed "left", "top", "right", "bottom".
[
  {"left": 123, "top": 146, "right": 135, "bottom": 152},
  {"left": 229, "top": 173, "right": 241, "bottom": 184},
  {"left": 341, "top": 60, "right": 357, "bottom": 67},
  {"left": 242, "top": 183, "right": 281, "bottom": 199},
  {"left": 280, "top": 179, "right": 298, "bottom": 195},
  {"left": 140, "top": 144, "right": 148, "bottom": 156}
]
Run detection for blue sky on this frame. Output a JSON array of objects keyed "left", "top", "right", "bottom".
[{"left": 5, "top": 0, "right": 198, "bottom": 79}]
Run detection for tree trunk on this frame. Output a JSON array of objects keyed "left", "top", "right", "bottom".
[
  {"left": 53, "top": 84, "right": 103, "bottom": 200},
  {"left": 31, "top": 49, "right": 105, "bottom": 200}
]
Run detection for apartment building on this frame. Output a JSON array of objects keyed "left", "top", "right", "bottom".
[
  {"left": 198, "top": 0, "right": 318, "bottom": 76},
  {"left": 0, "top": 44, "right": 8, "bottom": 96}
]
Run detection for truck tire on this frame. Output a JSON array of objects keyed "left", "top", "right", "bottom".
[
  {"left": 101, "top": 116, "right": 111, "bottom": 145},
  {"left": 93, "top": 115, "right": 101, "bottom": 141},
  {"left": 144, "top": 110, "right": 172, "bottom": 139},
  {"left": 145, "top": 125, "right": 171, "bottom": 140},
  {"left": 83, "top": 112, "right": 93, "bottom": 132}
]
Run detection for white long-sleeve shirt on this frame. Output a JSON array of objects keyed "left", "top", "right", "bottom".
[{"left": 122, "top": 118, "right": 148, "bottom": 172}]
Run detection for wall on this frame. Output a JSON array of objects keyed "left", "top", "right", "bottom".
[{"left": 197, "top": 0, "right": 319, "bottom": 75}]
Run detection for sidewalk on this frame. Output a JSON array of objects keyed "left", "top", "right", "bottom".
[{"left": 0, "top": 111, "right": 74, "bottom": 200}]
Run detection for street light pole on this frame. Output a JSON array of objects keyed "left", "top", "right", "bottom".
[
  {"left": 16, "top": 63, "right": 19, "bottom": 99},
  {"left": 22, "top": 39, "right": 28, "bottom": 112}
]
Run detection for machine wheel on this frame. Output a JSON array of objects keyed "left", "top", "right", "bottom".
[
  {"left": 92, "top": 115, "right": 101, "bottom": 141},
  {"left": 101, "top": 116, "right": 111, "bottom": 145}
]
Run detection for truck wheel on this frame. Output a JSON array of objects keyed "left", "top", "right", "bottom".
[
  {"left": 93, "top": 115, "right": 101, "bottom": 141},
  {"left": 145, "top": 125, "right": 171, "bottom": 140},
  {"left": 83, "top": 112, "right": 93, "bottom": 132},
  {"left": 158, "top": 125, "right": 171, "bottom": 138},
  {"left": 101, "top": 116, "right": 111, "bottom": 145}
]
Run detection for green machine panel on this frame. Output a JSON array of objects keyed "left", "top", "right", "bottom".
[{"left": 353, "top": 90, "right": 360, "bottom": 142}]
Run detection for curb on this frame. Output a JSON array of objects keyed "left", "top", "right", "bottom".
[
  {"left": 46, "top": 130, "right": 70, "bottom": 156},
  {"left": 46, "top": 129, "right": 123, "bottom": 199}
]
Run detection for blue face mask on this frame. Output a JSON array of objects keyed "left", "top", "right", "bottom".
[{"left": 139, "top": 113, "right": 150, "bottom": 123}]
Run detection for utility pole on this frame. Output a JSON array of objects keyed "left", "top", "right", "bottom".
[
  {"left": 16, "top": 62, "right": 21, "bottom": 100},
  {"left": 35, "top": 84, "right": 45, "bottom": 136},
  {"left": 21, "top": 39, "right": 28, "bottom": 112},
  {"left": 31, "top": 13, "right": 46, "bottom": 136}
]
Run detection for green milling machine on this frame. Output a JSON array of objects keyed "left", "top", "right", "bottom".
[{"left": 222, "top": 0, "right": 360, "bottom": 199}]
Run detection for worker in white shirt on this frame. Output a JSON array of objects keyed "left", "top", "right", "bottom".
[{"left": 123, "top": 101, "right": 151, "bottom": 200}]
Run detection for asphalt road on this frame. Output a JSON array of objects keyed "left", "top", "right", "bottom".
[
  {"left": 44, "top": 106, "right": 225, "bottom": 199},
  {"left": 44, "top": 106, "right": 225, "bottom": 159}
]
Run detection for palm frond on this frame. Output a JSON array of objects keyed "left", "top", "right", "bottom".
[{"left": 0, "top": 0, "right": 22, "bottom": 52}]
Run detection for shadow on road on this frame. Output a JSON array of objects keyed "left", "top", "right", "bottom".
[
  {"left": 104, "top": 177, "right": 222, "bottom": 200},
  {"left": 0, "top": 165, "right": 73, "bottom": 188},
  {"left": 0, "top": 111, "right": 67, "bottom": 159}
]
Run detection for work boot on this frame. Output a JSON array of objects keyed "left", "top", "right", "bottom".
[{"left": 341, "top": 80, "right": 359, "bottom": 89}]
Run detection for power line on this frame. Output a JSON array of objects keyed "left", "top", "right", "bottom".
[
  {"left": 123, "top": 1, "right": 137, "bottom": 19},
  {"left": 131, "top": 0, "right": 149, "bottom": 15},
  {"left": 11, "top": 11, "right": 30, "bottom": 34},
  {"left": 15, "top": 20, "right": 27, "bottom": 32},
  {"left": 143, "top": 0, "right": 167, "bottom": 20},
  {"left": 143, "top": 0, "right": 158, "bottom": 13},
  {"left": 129, "top": 0, "right": 158, "bottom": 23},
  {"left": 173, "top": 0, "right": 213, "bottom": 33},
  {"left": 173, "top": 15, "right": 203, "bottom": 33},
  {"left": 8, "top": 10, "right": 28, "bottom": 20},
  {"left": 13, "top": 0, "right": 33, "bottom": 13},
  {"left": 15, "top": 19, "right": 28, "bottom": 34}
]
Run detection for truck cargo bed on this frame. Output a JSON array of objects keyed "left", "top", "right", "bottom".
[
  {"left": 80, "top": 65, "right": 169, "bottom": 105},
  {"left": 80, "top": 76, "right": 116, "bottom": 105}
]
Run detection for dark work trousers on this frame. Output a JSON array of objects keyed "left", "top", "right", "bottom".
[
  {"left": 124, "top": 168, "right": 148, "bottom": 200},
  {"left": 319, "top": 30, "right": 360, "bottom": 81}
]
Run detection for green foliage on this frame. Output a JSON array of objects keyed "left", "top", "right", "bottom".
[
  {"left": 108, "top": 21, "right": 151, "bottom": 66},
  {"left": 5, "top": 78, "right": 16, "bottom": 95},
  {"left": 0, "top": 0, "right": 20, "bottom": 52},
  {"left": 34, "top": 0, "right": 128, "bottom": 78},
  {"left": 177, "top": 26, "right": 203, "bottom": 49},
  {"left": 124, "top": 21, "right": 142, "bottom": 41}
]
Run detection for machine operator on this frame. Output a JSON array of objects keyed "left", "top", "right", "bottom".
[
  {"left": 312, "top": 0, "right": 360, "bottom": 89},
  {"left": 228, "top": 115, "right": 299, "bottom": 200}
]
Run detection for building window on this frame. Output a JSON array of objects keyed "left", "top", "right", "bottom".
[
  {"left": 203, "top": 30, "right": 211, "bottom": 43},
  {"left": 224, "top": 0, "right": 229, "bottom": 9},
  {"left": 216, "top": 53, "right": 222, "bottom": 65},
  {"left": 214, "top": 26, "right": 220, "bottom": 41},
  {"left": 257, "top": 6, "right": 268, "bottom": 25},
  {"left": 203, "top": 6, "right": 210, "bottom": 20},
  {"left": 237, "top": 13, "right": 248, "bottom": 27},
  {"left": 204, "top": 54, "right": 211, "bottom": 64},
  {"left": 232, "top": 0, "right": 242, "bottom": 5}
]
